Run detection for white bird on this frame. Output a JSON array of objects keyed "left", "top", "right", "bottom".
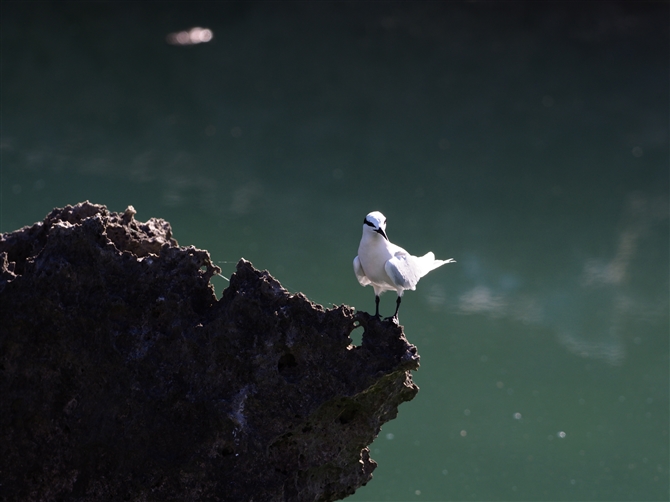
[{"left": 353, "top": 211, "right": 455, "bottom": 320}]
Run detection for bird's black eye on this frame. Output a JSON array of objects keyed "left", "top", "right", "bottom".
[{"left": 364, "top": 219, "right": 375, "bottom": 227}]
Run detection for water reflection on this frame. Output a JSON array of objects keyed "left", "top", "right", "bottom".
[
  {"left": 166, "top": 27, "right": 213, "bottom": 46},
  {"left": 446, "top": 191, "right": 668, "bottom": 365}
]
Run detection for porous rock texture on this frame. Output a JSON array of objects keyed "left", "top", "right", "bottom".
[{"left": 0, "top": 202, "right": 420, "bottom": 502}]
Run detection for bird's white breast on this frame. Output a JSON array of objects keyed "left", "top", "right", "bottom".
[{"left": 357, "top": 233, "right": 396, "bottom": 290}]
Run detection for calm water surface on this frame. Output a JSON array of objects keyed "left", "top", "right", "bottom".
[{"left": 2, "top": 3, "right": 668, "bottom": 501}]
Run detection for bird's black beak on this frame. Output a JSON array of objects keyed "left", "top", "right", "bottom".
[{"left": 375, "top": 228, "right": 388, "bottom": 240}]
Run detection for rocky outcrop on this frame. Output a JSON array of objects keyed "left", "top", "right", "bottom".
[{"left": 0, "top": 202, "right": 419, "bottom": 501}]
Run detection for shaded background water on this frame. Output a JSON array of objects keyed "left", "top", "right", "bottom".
[{"left": 2, "top": 2, "right": 668, "bottom": 500}]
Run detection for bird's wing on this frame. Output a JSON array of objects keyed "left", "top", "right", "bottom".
[
  {"left": 386, "top": 251, "right": 457, "bottom": 291},
  {"left": 353, "top": 256, "right": 371, "bottom": 286},
  {"left": 385, "top": 251, "right": 422, "bottom": 291}
]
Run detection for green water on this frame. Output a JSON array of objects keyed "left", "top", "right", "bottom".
[{"left": 2, "top": 3, "right": 668, "bottom": 501}]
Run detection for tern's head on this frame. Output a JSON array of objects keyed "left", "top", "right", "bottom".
[{"left": 363, "top": 211, "right": 388, "bottom": 240}]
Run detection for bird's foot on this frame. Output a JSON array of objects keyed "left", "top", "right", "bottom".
[{"left": 383, "top": 315, "right": 399, "bottom": 324}]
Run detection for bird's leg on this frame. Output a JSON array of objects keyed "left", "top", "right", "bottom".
[
  {"left": 392, "top": 296, "right": 401, "bottom": 319},
  {"left": 374, "top": 295, "right": 381, "bottom": 319},
  {"left": 384, "top": 296, "right": 401, "bottom": 322}
]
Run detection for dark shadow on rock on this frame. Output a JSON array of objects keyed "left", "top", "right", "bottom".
[{"left": 0, "top": 201, "right": 420, "bottom": 501}]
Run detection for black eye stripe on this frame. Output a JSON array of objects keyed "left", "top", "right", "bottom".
[{"left": 364, "top": 219, "right": 375, "bottom": 227}]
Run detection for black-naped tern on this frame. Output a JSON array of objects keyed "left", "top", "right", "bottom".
[{"left": 353, "top": 211, "right": 455, "bottom": 321}]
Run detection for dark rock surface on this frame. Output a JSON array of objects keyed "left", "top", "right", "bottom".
[{"left": 0, "top": 202, "right": 420, "bottom": 501}]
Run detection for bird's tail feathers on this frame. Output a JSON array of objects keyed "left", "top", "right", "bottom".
[{"left": 417, "top": 252, "right": 456, "bottom": 275}]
